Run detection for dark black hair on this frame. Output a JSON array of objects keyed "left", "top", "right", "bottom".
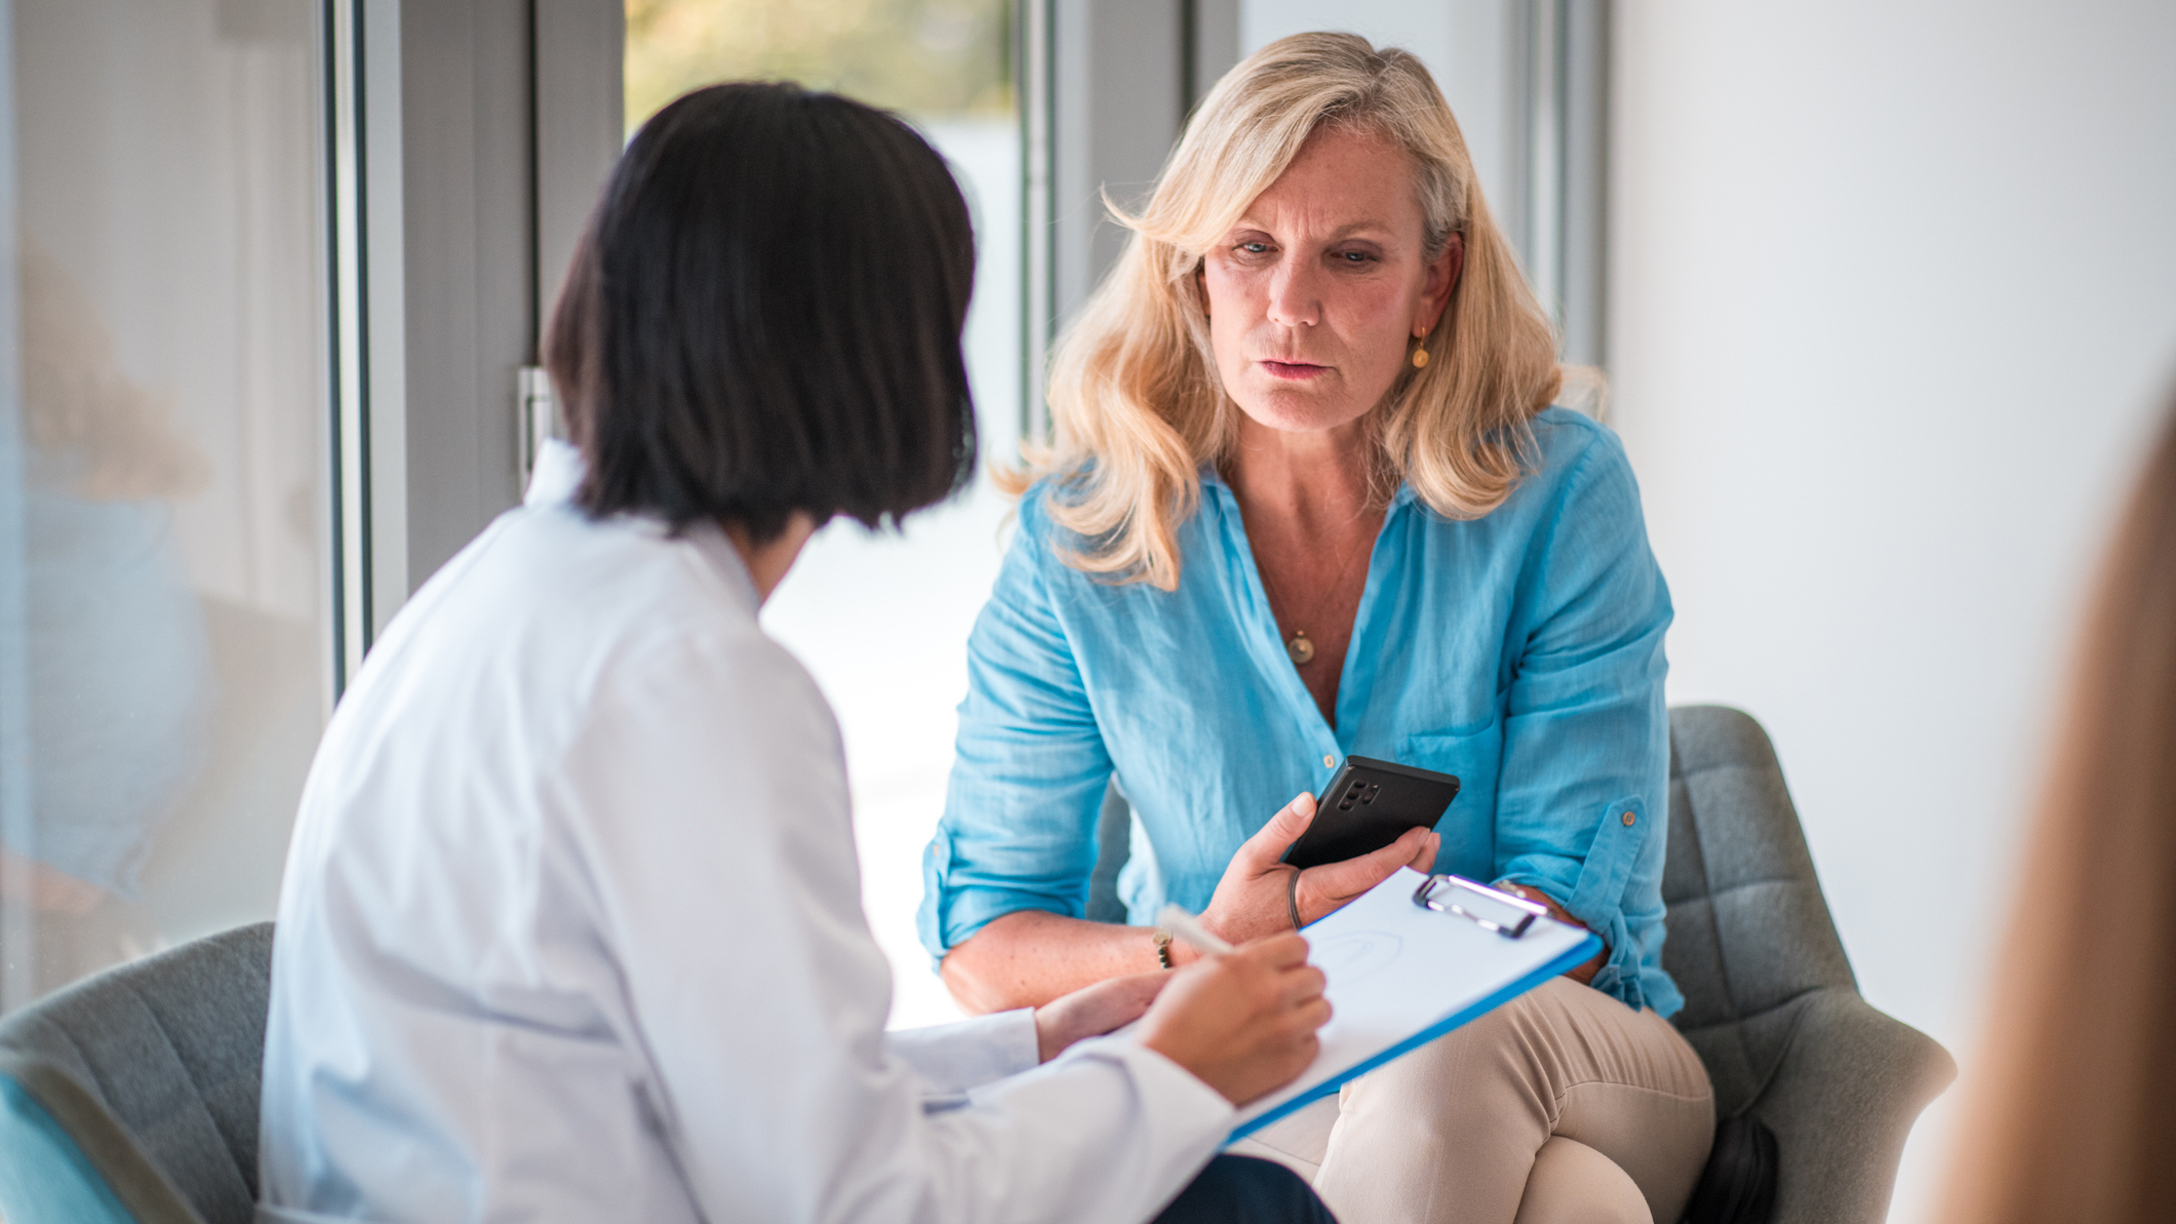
[{"left": 547, "top": 82, "right": 977, "bottom": 541}]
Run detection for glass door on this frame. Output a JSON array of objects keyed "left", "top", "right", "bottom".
[{"left": 0, "top": 0, "right": 332, "bottom": 1006}]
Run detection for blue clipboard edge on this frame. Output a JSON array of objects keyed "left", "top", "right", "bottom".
[{"left": 1225, "top": 930, "right": 1605, "bottom": 1142}]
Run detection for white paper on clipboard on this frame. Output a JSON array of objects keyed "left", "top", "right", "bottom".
[{"left": 1228, "top": 867, "right": 1602, "bottom": 1140}]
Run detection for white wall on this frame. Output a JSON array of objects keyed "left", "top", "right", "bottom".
[{"left": 1609, "top": 2, "right": 2176, "bottom": 1217}]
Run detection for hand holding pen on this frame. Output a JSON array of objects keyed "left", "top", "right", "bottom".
[{"left": 1134, "top": 902, "right": 1330, "bottom": 1105}]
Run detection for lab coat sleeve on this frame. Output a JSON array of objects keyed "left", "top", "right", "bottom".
[
  {"left": 553, "top": 628, "right": 1234, "bottom": 1224},
  {"left": 885, "top": 1010, "right": 1041, "bottom": 1098}
]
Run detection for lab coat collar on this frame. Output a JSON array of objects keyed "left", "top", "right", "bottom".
[
  {"left": 525, "top": 438, "right": 585, "bottom": 508},
  {"left": 682, "top": 522, "right": 761, "bottom": 611},
  {"left": 521, "top": 437, "right": 759, "bottom": 611}
]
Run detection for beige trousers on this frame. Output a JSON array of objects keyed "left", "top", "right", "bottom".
[{"left": 1228, "top": 978, "right": 1715, "bottom": 1224}]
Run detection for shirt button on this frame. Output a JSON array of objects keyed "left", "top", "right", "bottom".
[
  {"left": 1622, "top": 811, "right": 1636, "bottom": 826},
  {"left": 1323, "top": 754, "right": 1335, "bottom": 768}
]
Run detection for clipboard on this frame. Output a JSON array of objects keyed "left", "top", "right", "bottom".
[{"left": 1227, "top": 867, "right": 1602, "bottom": 1140}]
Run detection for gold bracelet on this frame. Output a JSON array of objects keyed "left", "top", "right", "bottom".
[{"left": 1152, "top": 926, "right": 1175, "bottom": 970}]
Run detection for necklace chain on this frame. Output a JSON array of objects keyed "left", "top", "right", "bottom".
[{"left": 1260, "top": 535, "right": 1366, "bottom": 667}]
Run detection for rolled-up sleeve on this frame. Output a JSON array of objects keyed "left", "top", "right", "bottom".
[
  {"left": 917, "top": 494, "right": 1113, "bottom": 962},
  {"left": 1490, "top": 430, "right": 1679, "bottom": 1017}
]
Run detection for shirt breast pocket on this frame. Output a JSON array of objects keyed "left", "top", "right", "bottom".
[{"left": 1397, "top": 723, "right": 1503, "bottom": 879}]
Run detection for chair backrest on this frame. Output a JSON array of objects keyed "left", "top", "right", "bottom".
[
  {"left": 0, "top": 922, "right": 275, "bottom": 1224},
  {"left": 1660, "top": 705, "right": 1858, "bottom": 1115}
]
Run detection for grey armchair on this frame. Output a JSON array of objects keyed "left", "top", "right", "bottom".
[
  {"left": 1664, "top": 705, "right": 1955, "bottom": 1224},
  {"left": 1092, "top": 705, "right": 1956, "bottom": 1222},
  {"left": 0, "top": 921, "right": 274, "bottom": 1224}
]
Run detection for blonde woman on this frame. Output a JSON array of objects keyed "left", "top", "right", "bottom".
[{"left": 917, "top": 33, "right": 1713, "bottom": 1224}]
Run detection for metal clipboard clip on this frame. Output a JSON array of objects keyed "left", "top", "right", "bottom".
[{"left": 1412, "top": 874, "right": 1549, "bottom": 938}]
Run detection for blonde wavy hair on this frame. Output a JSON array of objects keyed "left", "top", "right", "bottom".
[{"left": 1012, "top": 31, "right": 1564, "bottom": 590}]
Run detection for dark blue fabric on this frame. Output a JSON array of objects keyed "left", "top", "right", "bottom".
[{"left": 1152, "top": 1156, "right": 1337, "bottom": 1224}]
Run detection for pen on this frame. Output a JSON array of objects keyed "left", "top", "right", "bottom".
[{"left": 1156, "top": 903, "right": 1235, "bottom": 956}]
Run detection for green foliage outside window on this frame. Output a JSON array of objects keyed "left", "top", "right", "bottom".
[{"left": 626, "top": 0, "right": 1013, "bottom": 130}]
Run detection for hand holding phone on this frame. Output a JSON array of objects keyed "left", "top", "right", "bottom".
[
  {"left": 1192, "top": 781, "right": 1443, "bottom": 948},
  {"left": 1279, "top": 756, "right": 1460, "bottom": 871}
]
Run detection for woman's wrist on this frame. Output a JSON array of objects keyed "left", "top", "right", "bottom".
[
  {"left": 1495, "top": 882, "right": 1608, "bottom": 984},
  {"left": 1163, "top": 930, "right": 1205, "bottom": 967}
]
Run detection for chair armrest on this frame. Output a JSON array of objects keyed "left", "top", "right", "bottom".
[{"left": 1748, "top": 988, "right": 1956, "bottom": 1224}]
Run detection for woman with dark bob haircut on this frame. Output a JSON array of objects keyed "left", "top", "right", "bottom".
[{"left": 256, "top": 84, "right": 1338, "bottom": 1224}]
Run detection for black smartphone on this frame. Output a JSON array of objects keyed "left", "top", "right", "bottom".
[{"left": 1278, "top": 755, "right": 1460, "bottom": 871}]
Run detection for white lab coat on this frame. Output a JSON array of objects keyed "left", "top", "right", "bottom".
[{"left": 256, "top": 441, "right": 1233, "bottom": 1223}]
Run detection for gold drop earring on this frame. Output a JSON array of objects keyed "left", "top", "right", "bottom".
[{"left": 1411, "top": 329, "right": 1431, "bottom": 369}]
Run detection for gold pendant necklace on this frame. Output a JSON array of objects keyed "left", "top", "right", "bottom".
[{"left": 1268, "top": 539, "right": 1365, "bottom": 669}]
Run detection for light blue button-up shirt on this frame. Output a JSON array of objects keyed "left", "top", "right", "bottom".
[{"left": 917, "top": 408, "right": 1681, "bottom": 1016}]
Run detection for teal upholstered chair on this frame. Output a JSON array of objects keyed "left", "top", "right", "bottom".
[
  {"left": 0, "top": 1053, "right": 189, "bottom": 1222},
  {"left": 0, "top": 922, "right": 274, "bottom": 1224}
]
